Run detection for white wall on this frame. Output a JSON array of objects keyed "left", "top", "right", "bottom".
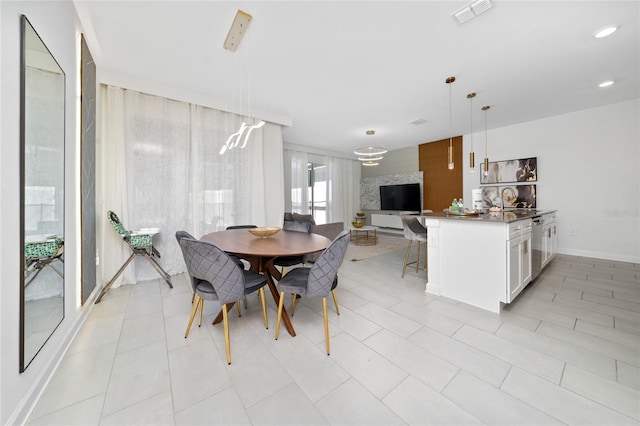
[
  {"left": 463, "top": 99, "right": 640, "bottom": 263},
  {"left": 1, "top": 2, "right": 90, "bottom": 424},
  {"left": 360, "top": 146, "right": 418, "bottom": 178}
]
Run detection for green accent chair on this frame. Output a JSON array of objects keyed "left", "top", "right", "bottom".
[
  {"left": 24, "top": 237, "right": 64, "bottom": 287},
  {"left": 96, "top": 211, "right": 172, "bottom": 303}
]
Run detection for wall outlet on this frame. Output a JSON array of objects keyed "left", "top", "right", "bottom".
[{"left": 569, "top": 228, "right": 577, "bottom": 236}]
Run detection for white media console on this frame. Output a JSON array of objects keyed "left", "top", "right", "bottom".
[{"left": 371, "top": 213, "right": 403, "bottom": 229}]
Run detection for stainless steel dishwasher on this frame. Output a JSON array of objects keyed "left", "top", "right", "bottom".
[{"left": 531, "top": 216, "right": 544, "bottom": 280}]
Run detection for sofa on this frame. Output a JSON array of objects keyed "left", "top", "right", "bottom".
[{"left": 283, "top": 212, "right": 344, "bottom": 262}]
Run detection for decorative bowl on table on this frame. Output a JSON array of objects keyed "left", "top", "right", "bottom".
[
  {"left": 351, "top": 221, "right": 364, "bottom": 228},
  {"left": 355, "top": 212, "right": 365, "bottom": 218},
  {"left": 248, "top": 227, "right": 281, "bottom": 238}
]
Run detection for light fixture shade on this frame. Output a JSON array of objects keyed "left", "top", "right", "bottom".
[
  {"left": 468, "top": 92, "right": 476, "bottom": 172},
  {"left": 446, "top": 76, "right": 456, "bottom": 170},
  {"left": 354, "top": 146, "right": 387, "bottom": 156},
  {"left": 448, "top": 144, "right": 454, "bottom": 169},
  {"left": 482, "top": 105, "right": 491, "bottom": 176},
  {"left": 358, "top": 155, "right": 384, "bottom": 161}
]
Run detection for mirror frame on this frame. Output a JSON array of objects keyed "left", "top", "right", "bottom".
[{"left": 20, "top": 15, "right": 66, "bottom": 373}]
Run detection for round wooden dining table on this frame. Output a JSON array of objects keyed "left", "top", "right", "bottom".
[{"left": 201, "top": 229, "right": 330, "bottom": 337}]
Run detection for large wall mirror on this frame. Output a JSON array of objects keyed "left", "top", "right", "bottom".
[{"left": 20, "top": 15, "right": 65, "bottom": 372}]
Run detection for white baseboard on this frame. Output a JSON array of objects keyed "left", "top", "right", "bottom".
[{"left": 557, "top": 248, "right": 640, "bottom": 264}]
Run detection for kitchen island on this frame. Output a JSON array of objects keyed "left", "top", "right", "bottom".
[{"left": 423, "top": 210, "right": 556, "bottom": 313}]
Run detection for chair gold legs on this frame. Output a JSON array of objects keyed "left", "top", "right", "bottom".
[
  {"left": 236, "top": 302, "right": 242, "bottom": 317},
  {"left": 322, "top": 297, "right": 330, "bottom": 355},
  {"left": 292, "top": 291, "right": 339, "bottom": 316},
  {"left": 331, "top": 290, "right": 340, "bottom": 315},
  {"left": 185, "top": 296, "right": 202, "bottom": 338},
  {"left": 276, "top": 292, "right": 332, "bottom": 355},
  {"left": 402, "top": 241, "right": 413, "bottom": 278},
  {"left": 198, "top": 296, "right": 204, "bottom": 326},
  {"left": 259, "top": 287, "right": 269, "bottom": 329},
  {"left": 402, "top": 240, "right": 427, "bottom": 278},
  {"left": 275, "top": 291, "right": 285, "bottom": 340},
  {"left": 222, "top": 304, "right": 231, "bottom": 365}
]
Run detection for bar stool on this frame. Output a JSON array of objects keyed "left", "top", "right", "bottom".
[{"left": 400, "top": 214, "right": 428, "bottom": 278}]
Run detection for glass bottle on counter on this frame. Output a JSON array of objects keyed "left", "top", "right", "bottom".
[{"left": 451, "top": 199, "right": 459, "bottom": 213}]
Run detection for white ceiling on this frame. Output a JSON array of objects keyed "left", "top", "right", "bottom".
[{"left": 75, "top": 1, "right": 639, "bottom": 157}]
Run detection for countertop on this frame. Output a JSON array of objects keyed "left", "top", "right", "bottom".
[{"left": 423, "top": 209, "right": 556, "bottom": 223}]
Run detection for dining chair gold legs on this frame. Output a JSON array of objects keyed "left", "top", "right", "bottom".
[
  {"left": 185, "top": 295, "right": 202, "bottom": 338},
  {"left": 275, "top": 291, "right": 285, "bottom": 340},
  {"left": 291, "top": 290, "right": 339, "bottom": 316},
  {"left": 331, "top": 290, "right": 340, "bottom": 315},
  {"left": 236, "top": 302, "right": 242, "bottom": 317},
  {"left": 222, "top": 304, "right": 231, "bottom": 365},
  {"left": 322, "top": 297, "right": 330, "bottom": 355},
  {"left": 259, "top": 287, "right": 269, "bottom": 329}
]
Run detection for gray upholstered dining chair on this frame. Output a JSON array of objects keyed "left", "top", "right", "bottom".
[
  {"left": 175, "top": 230, "right": 198, "bottom": 303},
  {"left": 274, "top": 230, "right": 350, "bottom": 355},
  {"left": 400, "top": 214, "right": 428, "bottom": 278},
  {"left": 274, "top": 220, "right": 313, "bottom": 274},
  {"left": 177, "top": 236, "right": 269, "bottom": 364},
  {"left": 225, "top": 225, "right": 258, "bottom": 311}
]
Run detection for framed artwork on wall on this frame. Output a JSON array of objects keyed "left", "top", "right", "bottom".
[{"left": 481, "top": 157, "right": 537, "bottom": 184}]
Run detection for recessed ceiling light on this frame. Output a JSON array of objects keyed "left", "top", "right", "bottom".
[
  {"left": 594, "top": 25, "right": 618, "bottom": 39},
  {"left": 599, "top": 80, "right": 614, "bottom": 88}
]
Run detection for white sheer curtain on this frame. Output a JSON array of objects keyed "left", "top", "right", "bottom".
[
  {"left": 284, "top": 148, "right": 360, "bottom": 224},
  {"left": 325, "top": 155, "right": 361, "bottom": 223},
  {"left": 284, "top": 149, "right": 309, "bottom": 214},
  {"left": 99, "top": 85, "right": 283, "bottom": 285}
]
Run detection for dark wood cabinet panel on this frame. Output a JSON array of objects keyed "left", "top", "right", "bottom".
[{"left": 419, "top": 136, "right": 463, "bottom": 212}]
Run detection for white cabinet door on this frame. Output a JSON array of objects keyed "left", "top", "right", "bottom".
[
  {"left": 521, "top": 232, "right": 532, "bottom": 285},
  {"left": 507, "top": 237, "right": 523, "bottom": 302},
  {"left": 550, "top": 223, "right": 557, "bottom": 261},
  {"left": 542, "top": 223, "right": 555, "bottom": 268}
]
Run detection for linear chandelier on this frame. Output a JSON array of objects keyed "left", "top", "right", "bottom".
[
  {"left": 219, "top": 120, "right": 265, "bottom": 155},
  {"left": 220, "top": 9, "right": 265, "bottom": 156}
]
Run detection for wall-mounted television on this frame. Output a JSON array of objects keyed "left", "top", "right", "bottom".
[{"left": 379, "top": 183, "right": 421, "bottom": 211}]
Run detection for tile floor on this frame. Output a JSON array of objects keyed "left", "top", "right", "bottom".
[{"left": 27, "top": 242, "right": 640, "bottom": 425}]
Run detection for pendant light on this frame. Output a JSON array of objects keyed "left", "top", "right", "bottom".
[
  {"left": 219, "top": 9, "right": 265, "bottom": 155},
  {"left": 482, "top": 105, "right": 491, "bottom": 176},
  {"left": 446, "top": 76, "right": 455, "bottom": 170},
  {"left": 354, "top": 130, "right": 387, "bottom": 166},
  {"left": 467, "top": 92, "right": 476, "bottom": 172}
]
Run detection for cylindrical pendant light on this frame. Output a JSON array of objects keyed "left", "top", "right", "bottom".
[
  {"left": 467, "top": 92, "right": 476, "bottom": 172},
  {"left": 482, "top": 105, "right": 491, "bottom": 176},
  {"left": 446, "top": 76, "right": 456, "bottom": 170}
]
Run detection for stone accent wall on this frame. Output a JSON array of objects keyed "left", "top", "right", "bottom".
[{"left": 360, "top": 172, "right": 423, "bottom": 211}]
